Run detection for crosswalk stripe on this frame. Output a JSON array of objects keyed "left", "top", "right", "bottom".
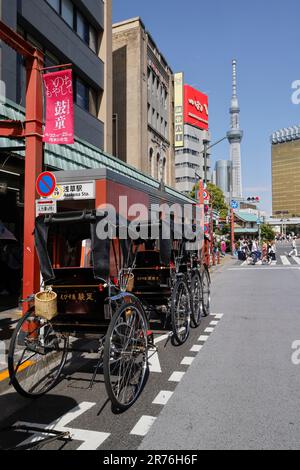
[
  {"left": 292, "top": 256, "right": 300, "bottom": 265},
  {"left": 280, "top": 255, "right": 291, "bottom": 265}
]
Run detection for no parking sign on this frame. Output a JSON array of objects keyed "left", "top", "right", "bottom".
[{"left": 36, "top": 172, "right": 57, "bottom": 198}]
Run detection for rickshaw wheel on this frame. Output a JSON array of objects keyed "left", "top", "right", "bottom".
[
  {"left": 8, "top": 310, "right": 68, "bottom": 398},
  {"left": 201, "top": 266, "right": 211, "bottom": 317},
  {"left": 103, "top": 302, "right": 148, "bottom": 411},
  {"left": 171, "top": 279, "right": 191, "bottom": 345},
  {"left": 190, "top": 272, "right": 204, "bottom": 328}
]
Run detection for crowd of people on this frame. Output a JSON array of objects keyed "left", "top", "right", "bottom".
[{"left": 238, "top": 238, "right": 277, "bottom": 265}]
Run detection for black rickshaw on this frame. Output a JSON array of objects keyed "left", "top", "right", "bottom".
[{"left": 8, "top": 209, "right": 209, "bottom": 410}]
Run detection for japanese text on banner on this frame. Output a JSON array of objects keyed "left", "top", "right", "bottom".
[{"left": 43, "top": 69, "right": 74, "bottom": 145}]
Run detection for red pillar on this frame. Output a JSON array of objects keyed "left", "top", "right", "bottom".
[
  {"left": 231, "top": 208, "right": 235, "bottom": 255},
  {"left": 22, "top": 50, "right": 44, "bottom": 305}
]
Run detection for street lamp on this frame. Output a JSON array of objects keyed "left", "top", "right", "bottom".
[{"left": 275, "top": 210, "right": 289, "bottom": 237}]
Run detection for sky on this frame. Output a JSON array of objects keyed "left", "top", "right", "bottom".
[{"left": 113, "top": 0, "right": 300, "bottom": 214}]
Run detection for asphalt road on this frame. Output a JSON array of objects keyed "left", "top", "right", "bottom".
[
  {"left": 140, "top": 247, "right": 300, "bottom": 450},
  {"left": 1, "top": 251, "right": 300, "bottom": 450}
]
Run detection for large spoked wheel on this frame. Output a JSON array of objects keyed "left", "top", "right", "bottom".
[
  {"left": 171, "top": 279, "right": 191, "bottom": 345},
  {"left": 190, "top": 272, "right": 204, "bottom": 328},
  {"left": 103, "top": 302, "right": 148, "bottom": 411},
  {"left": 8, "top": 310, "right": 68, "bottom": 398},
  {"left": 201, "top": 266, "right": 211, "bottom": 317}
]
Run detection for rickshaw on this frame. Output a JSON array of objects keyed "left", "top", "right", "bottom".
[{"left": 8, "top": 210, "right": 207, "bottom": 410}]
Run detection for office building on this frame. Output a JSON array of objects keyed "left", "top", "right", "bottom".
[
  {"left": 112, "top": 17, "right": 175, "bottom": 186},
  {"left": 271, "top": 126, "right": 300, "bottom": 216}
]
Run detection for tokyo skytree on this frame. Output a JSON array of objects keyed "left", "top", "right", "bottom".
[{"left": 227, "top": 60, "right": 243, "bottom": 199}]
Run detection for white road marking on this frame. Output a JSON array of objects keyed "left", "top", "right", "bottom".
[
  {"left": 15, "top": 402, "right": 110, "bottom": 450},
  {"left": 281, "top": 255, "right": 291, "bottom": 265},
  {"left": 148, "top": 347, "right": 162, "bottom": 373},
  {"left": 181, "top": 357, "right": 194, "bottom": 366},
  {"left": 198, "top": 335, "right": 209, "bottom": 342},
  {"left": 190, "top": 344, "right": 203, "bottom": 352},
  {"left": 292, "top": 256, "right": 300, "bottom": 265},
  {"left": 154, "top": 334, "right": 169, "bottom": 345},
  {"left": 168, "top": 371, "right": 185, "bottom": 382},
  {"left": 130, "top": 416, "right": 156, "bottom": 437},
  {"left": 271, "top": 260, "right": 277, "bottom": 265},
  {"left": 152, "top": 390, "right": 173, "bottom": 405},
  {"left": 210, "top": 321, "right": 219, "bottom": 326},
  {"left": 240, "top": 260, "right": 247, "bottom": 266},
  {"left": 214, "top": 314, "right": 224, "bottom": 319},
  {"left": 204, "top": 327, "right": 215, "bottom": 333},
  {"left": 229, "top": 267, "right": 300, "bottom": 271}
]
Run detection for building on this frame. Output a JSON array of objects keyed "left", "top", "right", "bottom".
[
  {"left": 227, "top": 60, "right": 243, "bottom": 199},
  {"left": 271, "top": 125, "right": 300, "bottom": 217},
  {"left": 175, "top": 83, "right": 211, "bottom": 194},
  {"left": 234, "top": 211, "right": 260, "bottom": 239},
  {"left": 214, "top": 160, "right": 232, "bottom": 200},
  {"left": 112, "top": 17, "right": 174, "bottom": 187},
  {"left": 0, "top": 0, "right": 112, "bottom": 152},
  {"left": 0, "top": 0, "right": 113, "bottom": 312}
]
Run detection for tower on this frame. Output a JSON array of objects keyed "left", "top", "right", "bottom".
[{"left": 227, "top": 60, "right": 243, "bottom": 199}]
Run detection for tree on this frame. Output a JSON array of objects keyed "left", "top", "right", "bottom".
[
  {"left": 260, "top": 224, "right": 275, "bottom": 242},
  {"left": 190, "top": 182, "right": 229, "bottom": 219}
]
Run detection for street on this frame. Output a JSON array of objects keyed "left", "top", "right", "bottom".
[{"left": 1, "top": 253, "right": 300, "bottom": 451}]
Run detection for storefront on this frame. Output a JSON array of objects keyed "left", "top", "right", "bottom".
[{"left": 0, "top": 99, "right": 194, "bottom": 313}]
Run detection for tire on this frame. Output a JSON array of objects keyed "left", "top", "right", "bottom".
[
  {"left": 190, "top": 272, "right": 203, "bottom": 328},
  {"left": 201, "top": 266, "right": 211, "bottom": 317},
  {"left": 8, "top": 310, "right": 68, "bottom": 398},
  {"left": 171, "top": 279, "right": 191, "bottom": 344},
  {"left": 103, "top": 302, "right": 148, "bottom": 411}
]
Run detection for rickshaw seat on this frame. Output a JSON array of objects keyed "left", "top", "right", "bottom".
[{"left": 135, "top": 250, "right": 161, "bottom": 268}]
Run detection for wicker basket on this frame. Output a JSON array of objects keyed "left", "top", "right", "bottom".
[
  {"left": 119, "top": 272, "right": 135, "bottom": 292},
  {"left": 35, "top": 290, "right": 58, "bottom": 321}
]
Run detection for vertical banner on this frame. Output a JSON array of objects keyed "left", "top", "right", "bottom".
[
  {"left": 174, "top": 72, "right": 184, "bottom": 148},
  {"left": 43, "top": 69, "right": 74, "bottom": 145}
]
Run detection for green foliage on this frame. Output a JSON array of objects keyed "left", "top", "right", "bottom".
[{"left": 260, "top": 224, "right": 275, "bottom": 242}]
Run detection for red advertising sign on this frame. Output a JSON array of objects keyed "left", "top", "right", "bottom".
[
  {"left": 43, "top": 69, "right": 74, "bottom": 145},
  {"left": 184, "top": 85, "right": 209, "bottom": 130}
]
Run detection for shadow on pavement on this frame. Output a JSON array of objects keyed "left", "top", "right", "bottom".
[
  {"left": 0, "top": 392, "right": 80, "bottom": 450},
  {"left": 0, "top": 318, "right": 18, "bottom": 341}
]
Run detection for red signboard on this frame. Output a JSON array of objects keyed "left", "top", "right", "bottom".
[
  {"left": 184, "top": 84, "right": 209, "bottom": 130},
  {"left": 43, "top": 69, "right": 74, "bottom": 145}
]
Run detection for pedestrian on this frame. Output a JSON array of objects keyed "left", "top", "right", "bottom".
[
  {"left": 262, "top": 241, "right": 268, "bottom": 263},
  {"left": 288, "top": 236, "right": 298, "bottom": 257},
  {"left": 221, "top": 239, "right": 226, "bottom": 257}
]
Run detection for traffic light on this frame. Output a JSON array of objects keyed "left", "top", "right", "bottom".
[{"left": 247, "top": 196, "right": 260, "bottom": 203}]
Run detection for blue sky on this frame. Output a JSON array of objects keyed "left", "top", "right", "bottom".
[{"left": 113, "top": 0, "right": 300, "bottom": 214}]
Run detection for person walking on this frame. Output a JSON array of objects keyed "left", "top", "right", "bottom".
[
  {"left": 221, "top": 239, "right": 226, "bottom": 257},
  {"left": 288, "top": 236, "right": 298, "bottom": 257}
]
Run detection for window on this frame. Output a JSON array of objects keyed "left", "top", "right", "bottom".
[
  {"left": 89, "top": 88, "right": 99, "bottom": 117},
  {"left": 61, "top": 0, "right": 74, "bottom": 28},
  {"left": 76, "top": 77, "right": 89, "bottom": 111},
  {"left": 46, "top": 0, "right": 99, "bottom": 53},
  {"left": 47, "top": 0, "right": 60, "bottom": 12},
  {"left": 77, "top": 11, "right": 89, "bottom": 43},
  {"left": 89, "top": 26, "right": 98, "bottom": 53},
  {"left": 45, "top": 50, "right": 59, "bottom": 68}
]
